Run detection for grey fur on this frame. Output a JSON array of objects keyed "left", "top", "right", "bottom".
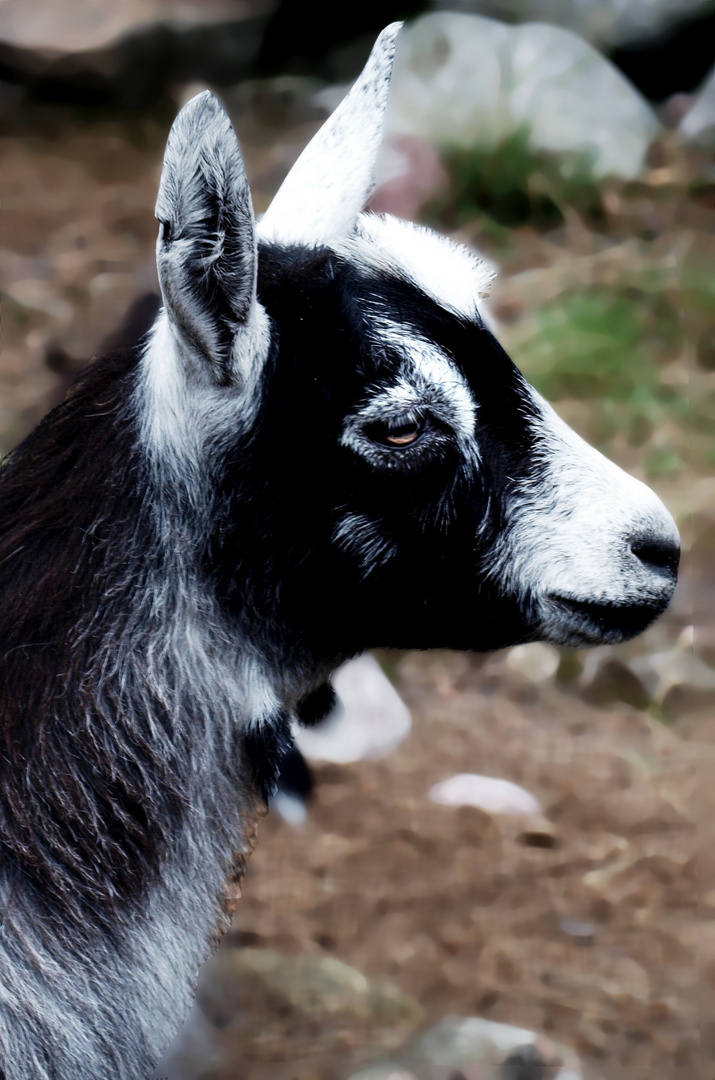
[
  {"left": 156, "top": 90, "right": 270, "bottom": 388},
  {"left": 0, "top": 520, "right": 267, "bottom": 1077},
  {"left": 0, "top": 22, "right": 679, "bottom": 1080}
]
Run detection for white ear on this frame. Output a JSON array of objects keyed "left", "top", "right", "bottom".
[
  {"left": 258, "top": 22, "right": 401, "bottom": 247},
  {"left": 155, "top": 91, "right": 267, "bottom": 386}
]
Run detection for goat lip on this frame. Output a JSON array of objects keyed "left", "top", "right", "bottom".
[{"left": 544, "top": 592, "right": 670, "bottom": 645}]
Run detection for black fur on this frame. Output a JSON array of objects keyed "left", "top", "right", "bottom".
[
  {"left": 0, "top": 351, "right": 182, "bottom": 930},
  {"left": 296, "top": 682, "right": 339, "bottom": 726},
  {"left": 0, "top": 57, "right": 678, "bottom": 1078},
  {"left": 213, "top": 243, "right": 540, "bottom": 675},
  {"left": 243, "top": 709, "right": 294, "bottom": 803}
]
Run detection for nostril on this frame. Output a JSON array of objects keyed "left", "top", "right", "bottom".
[{"left": 630, "top": 534, "right": 680, "bottom": 577}]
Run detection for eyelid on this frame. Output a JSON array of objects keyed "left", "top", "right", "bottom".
[
  {"left": 363, "top": 412, "right": 426, "bottom": 448},
  {"left": 387, "top": 410, "right": 421, "bottom": 428}
]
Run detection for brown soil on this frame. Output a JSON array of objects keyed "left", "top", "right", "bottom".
[{"left": 216, "top": 643, "right": 703, "bottom": 1080}]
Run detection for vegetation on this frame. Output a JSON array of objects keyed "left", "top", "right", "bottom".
[
  {"left": 427, "top": 132, "right": 712, "bottom": 481},
  {"left": 434, "top": 127, "right": 603, "bottom": 233}
]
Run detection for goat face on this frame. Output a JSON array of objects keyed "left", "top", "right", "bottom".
[{"left": 148, "top": 24, "right": 679, "bottom": 670}]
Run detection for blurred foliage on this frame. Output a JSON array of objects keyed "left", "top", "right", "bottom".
[
  {"left": 434, "top": 127, "right": 603, "bottom": 233},
  {"left": 517, "top": 288, "right": 684, "bottom": 464},
  {"left": 514, "top": 270, "right": 715, "bottom": 477},
  {"left": 422, "top": 129, "right": 713, "bottom": 483}
]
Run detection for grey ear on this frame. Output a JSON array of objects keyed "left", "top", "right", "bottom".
[
  {"left": 258, "top": 22, "right": 401, "bottom": 246},
  {"left": 155, "top": 91, "right": 264, "bottom": 385}
]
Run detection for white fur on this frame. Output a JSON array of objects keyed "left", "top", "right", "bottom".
[
  {"left": 339, "top": 319, "right": 479, "bottom": 482},
  {"left": 370, "top": 317, "right": 477, "bottom": 439},
  {"left": 137, "top": 309, "right": 270, "bottom": 484},
  {"left": 490, "top": 389, "right": 680, "bottom": 642},
  {"left": 258, "top": 24, "right": 401, "bottom": 246},
  {"left": 336, "top": 213, "right": 496, "bottom": 321}
]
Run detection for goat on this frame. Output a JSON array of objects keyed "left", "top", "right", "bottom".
[{"left": 0, "top": 23, "right": 679, "bottom": 1080}]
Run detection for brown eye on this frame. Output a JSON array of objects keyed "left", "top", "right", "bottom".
[{"left": 366, "top": 415, "right": 425, "bottom": 448}]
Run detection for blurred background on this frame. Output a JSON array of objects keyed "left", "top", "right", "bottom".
[{"left": 0, "top": 2, "right": 712, "bottom": 1078}]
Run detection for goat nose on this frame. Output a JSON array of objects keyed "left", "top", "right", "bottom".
[{"left": 629, "top": 531, "right": 680, "bottom": 579}]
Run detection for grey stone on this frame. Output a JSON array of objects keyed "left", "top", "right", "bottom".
[
  {"left": 405, "top": 1017, "right": 582, "bottom": 1076},
  {"left": 0, "top": 0, "right": 274, "bottom": 108},
  {"left": 296, "top": 653, "right": 411, "bottom": 764},
  {"left": 162, "top": 948, "right": 421, "bottom": 1078},
  {"left": 429, "top": 0, "right": 714, "bottom": 50},
  {"left": 377, "top": 12, "right": 661, "bottom": 185},
  {"left": 679, "top": 66, "right": 715, "bottom": 147},
  {"left": 580, "top": 655, "right": 652, "bottom": 710}
]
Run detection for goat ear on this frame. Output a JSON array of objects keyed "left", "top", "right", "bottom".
[
  {"left": 155, "top": 91, "right": 266, "bottom": 385},
  {"left": 258, "top": 22, "right": 401, "bottom": 246}
]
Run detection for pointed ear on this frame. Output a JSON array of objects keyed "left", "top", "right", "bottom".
[
  {"left": 258, "top": 22, "right": 401, "bottom": 247},
  {"left": 155, "top": 91, "right": 267, "bottom": 386}
]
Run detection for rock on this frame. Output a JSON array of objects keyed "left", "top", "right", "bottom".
[
  {"left": 406, "top": 1016, "right": 582, "bottom": 1077},
  {"left": 433, "top": 0, "right": 713, "bottom": 51},
  {"left": 0, "top": 0, "right": 259, "bottom": 54},
  {"left": 197, "top": 947, "right": 420, "bottom": 1029},
  {"left": 678, "top": 66, "right": 715, "bottom": 146},
  {"left": 163, "top": 948, "right": 422, "bottom": 1076},
  {"left": 4, "top": 278, "right": 73, "bottom": 323},
  {"left": 500, "top": 1043, "right": 547, "bottom": 1079},
  {"left": 0, "top": 0, "right": 273, "bottom": 108},
  {"left": 624, "top": 626, "right": 715, "bottom": 719},
  {"left": 575, "top": 631, "right": 715, "bottom": 718},
  {"left": 295, "top": 653, "right": 411, "bottom": 764},
  {"left": 429, "top": 773, "right": 542, "bottom": 816},
  {"left": 379, "top": 12, "right": 661, "bottom": 183},
  {"left": 558, "top": 917, "right": 595, "bottom": 945},
  {"left": 504, "top": 643, "right": 560, "bottom": 684},
  {"left": 580, "top": 653, "right": 652, "bottom": 710},
  {"left": 348, "top": 1071, "right": 418, "bottom": 1080},
  {"left": 371, "top": 134, "right": 450, "bottom": 221}
]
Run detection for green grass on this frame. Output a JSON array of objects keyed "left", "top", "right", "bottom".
[
  {"left": 512, "top": 287, "right": 691, "bottom": 473},
  {"left": 517, "top": 289, "right": 678, "bottom": 397},
  {"left": 427, "top": 129, "right": 712, "bottom": 481},
  {"left": 433, "top": 127, "right": 603, "bottom": 232}
]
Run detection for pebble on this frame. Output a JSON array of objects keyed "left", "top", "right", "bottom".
[
  {"left": 296, "top": 653, "right": 411, "bottom": 764},
  {"left": 429, "top": 773, "right": 542, "bottom": 817},
  {"left": 559, "top": 917, "right": 595, "bottom": 945},
  {"left": 505, "top": 643, "right": 561, "bottom": 684}
]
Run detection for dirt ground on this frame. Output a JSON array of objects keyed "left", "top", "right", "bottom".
[
  {"left": 0, "top": 98, "right": 710, "bottom": 1080},
  {"left": 216, "top": 637, "right": 703, "bottom": 1080}
]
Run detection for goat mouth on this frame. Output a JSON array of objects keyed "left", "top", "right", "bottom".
[{"left": 544, "top": 593, "right": 669, "bottom": 645}]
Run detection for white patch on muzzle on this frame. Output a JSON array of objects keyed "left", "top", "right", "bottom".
[{"left": 492, "top": 390, "right": 680, "bottom": 644}]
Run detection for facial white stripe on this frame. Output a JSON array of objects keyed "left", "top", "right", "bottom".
[{"left": 369, "top": 317, "right": 477, "bottom": 440}]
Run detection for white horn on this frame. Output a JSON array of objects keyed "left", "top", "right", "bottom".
[{"left": 258, "top": 22, "right": 402, "bottom": 247}]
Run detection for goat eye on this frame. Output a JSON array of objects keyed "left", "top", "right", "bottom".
[{"left": 366, "top": 415, "right": 425, "bottom": 448}]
